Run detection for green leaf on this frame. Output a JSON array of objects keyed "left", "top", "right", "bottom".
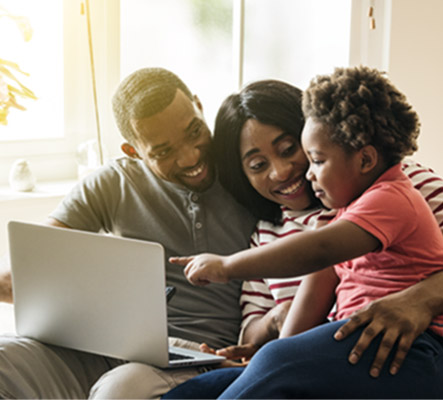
[
  {"left": 0, "top": 65, "right": 36, "bottom": 99},
  {"left": 0, "top": 58, "right": 30, "bottom": 76}
]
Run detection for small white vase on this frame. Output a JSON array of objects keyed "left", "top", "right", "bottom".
[{"left": 9, "top": 159, "right": 36, "bottom": 192}]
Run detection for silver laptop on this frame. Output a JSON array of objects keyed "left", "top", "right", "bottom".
[{"left": 8, "top": 221, "right": 225, "bottom": 368}]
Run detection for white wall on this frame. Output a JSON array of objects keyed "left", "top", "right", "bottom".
[
  {"left": 0, "top": 181, "right": 76, "bottom": 256},
  {"left": 0, "top": 197, "right": 63, "bottom": 256},
  {"left": 388, "top": 0, "right": 443, "bottom": 175}
]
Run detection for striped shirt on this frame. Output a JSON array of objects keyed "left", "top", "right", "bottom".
[{"left": 238, "top": 159, "right": 443, "bottom": 343}]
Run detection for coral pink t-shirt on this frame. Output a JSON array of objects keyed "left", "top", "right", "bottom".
[{"left": 334, "top": 164, "right": 443, "bottom": 336}]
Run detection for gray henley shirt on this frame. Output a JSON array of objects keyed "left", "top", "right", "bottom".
[{"left": 50, "top": 156, "right": 257, "bottom": 348}]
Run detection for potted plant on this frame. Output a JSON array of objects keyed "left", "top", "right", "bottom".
[{"left": 0, "top": 5, "right": 36, "bottom": 126}]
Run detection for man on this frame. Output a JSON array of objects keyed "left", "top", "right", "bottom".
[{"left": 0, "top": 68, "right": 257, "bottom": 398}]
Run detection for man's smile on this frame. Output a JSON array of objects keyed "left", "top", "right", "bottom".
[{"left": 182, "top": 163, "right": 205, "bottom": 178}]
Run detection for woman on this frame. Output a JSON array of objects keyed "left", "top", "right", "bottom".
[
  {"left": 212, "top": 79, "right": 325, "bottom": 357},
  {"left": 164, "top": 78, "right": 443, "bottom": 399}
]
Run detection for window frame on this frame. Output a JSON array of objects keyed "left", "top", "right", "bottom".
[
  {"left": 0, "top": 0, "right": 121, "bottom": 186},
  {"left": 0, "top": 0, "right": 387, "bottom": 186}
]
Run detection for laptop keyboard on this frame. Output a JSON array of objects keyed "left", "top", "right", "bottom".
[{"left": 169, "top": 352, "right": 194, "bottom": 361}]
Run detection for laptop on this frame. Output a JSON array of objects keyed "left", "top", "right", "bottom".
[{"left": 8, "top": 221, "right": 225, "bottom": 368}]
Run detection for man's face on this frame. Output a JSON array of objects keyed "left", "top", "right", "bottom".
[{"left": 128, "top": 90, "right": 215, "bottom": 192}]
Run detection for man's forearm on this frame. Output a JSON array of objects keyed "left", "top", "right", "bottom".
[
  {"left": 408, "top": 269, "right": 443, "bottom": 318},
  {"left": 0, "top": 219, "right": 69, "bottom": 304},
  {"left": 0, "top": 271, "right": 13, "bottom": 303}
]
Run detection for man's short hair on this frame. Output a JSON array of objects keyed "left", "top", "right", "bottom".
[{"left": 112, "top": 68, "right": 193, "bottom": 143}]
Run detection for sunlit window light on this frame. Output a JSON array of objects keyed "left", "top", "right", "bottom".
[{"left": 0, "top": 0, "right": 63, "bottom": 141}]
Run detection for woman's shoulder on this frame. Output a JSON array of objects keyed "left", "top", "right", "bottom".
[
  {"left": 251, "top": 206, "right": 327, "bottom": 246},
  {"left": 401, "top": 159, "right": 443, "bottom": 229}
]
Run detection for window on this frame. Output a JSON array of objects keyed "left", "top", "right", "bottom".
[
  {"left": 0, "top": 0, "right": 356, "bottom": 186},
  {"left": 120, "top": 0, "right": 352, "bottom": 129},
  {"left": 242, "top": 0, "right": 352, "bottom": 89},
  {"left": 0, "top": 0, "right": 63, "bottom": 141},
  {"left": 0, "top": 0, "right": 120, "bottom": 186},
  {"left": 120, "top": 0, "right": 233, "bottom": 128}
]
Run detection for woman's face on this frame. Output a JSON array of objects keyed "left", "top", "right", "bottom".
[{"left": 240, "top": 119, "right": 315, "bottom": 211}]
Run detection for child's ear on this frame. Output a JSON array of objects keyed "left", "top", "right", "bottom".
[{"left": 360, "top": 145, "right": 378, "bottom": 173}]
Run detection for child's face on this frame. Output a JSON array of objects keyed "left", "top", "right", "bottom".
[{"left": 301, "top": 118, "right": 365, "bottom": 209}]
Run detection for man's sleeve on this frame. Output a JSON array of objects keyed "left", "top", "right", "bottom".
[{"left": 49, "top": 166, "right": 121, "bottom": 233}]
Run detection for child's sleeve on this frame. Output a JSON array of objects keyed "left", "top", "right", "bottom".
[{"left": 338, "top": 185, "right": 417, "bottom": 251}]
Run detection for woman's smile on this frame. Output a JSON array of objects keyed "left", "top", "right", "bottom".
[
  {"left": 240, "top": 119, "right": 315, "bottom": 211},
  {"left": 274, "top": 176, "right": 306, "bottom": 197}
]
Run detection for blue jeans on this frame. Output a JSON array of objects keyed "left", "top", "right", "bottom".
[{"left": 162, "top": 320, "right": 443, "bottom": 399}]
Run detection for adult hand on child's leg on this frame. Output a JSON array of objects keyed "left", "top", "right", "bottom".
[{"left": 334, "top": 289, "right": 433, "bottom": 378}]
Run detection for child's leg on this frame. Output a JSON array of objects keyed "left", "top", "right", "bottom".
[{"left": 220, "top": 320, "right": 443, "bottom": 399}]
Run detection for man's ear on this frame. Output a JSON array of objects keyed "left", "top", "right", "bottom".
[
  {"left": 193, "top": 95, "right": 203, "bottom": 113},
  {"left": 360, "top": 145, "right": 378, "bottom": 173},
  {"left": 121, "top": 142, "right": 141, "bottom": 159}
]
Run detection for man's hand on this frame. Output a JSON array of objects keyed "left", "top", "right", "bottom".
[
  {"left": 169, "top": 254, "right": 231, "bottom": 286},
  {"left": 0, "top": 271, "right": 13, "bottom": 303},
  {"left": 334, "top": 291, "right": 432, "bottom": 378},
  {"left": 199, "top": 342, "right": 258, "bottom": 368}
]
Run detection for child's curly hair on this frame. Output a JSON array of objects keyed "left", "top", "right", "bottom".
[{"left": 302, "top": 66, "right": 420, "bottom": 165}]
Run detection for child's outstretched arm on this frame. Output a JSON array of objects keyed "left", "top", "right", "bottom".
[
  {"left": 170, "top": 219, "right": 380, "bottom": 286},
  {"left": 169, "top": 253, "right": 230, "bottom": 285}
]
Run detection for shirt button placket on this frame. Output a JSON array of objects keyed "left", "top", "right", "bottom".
[{"left": 190, "top": 193, "right": 205, "bottom": 251}]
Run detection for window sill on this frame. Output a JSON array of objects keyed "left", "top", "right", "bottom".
[
  {"left": 0, "top": 179, "right": 77, "bottom": 203},
  {"left": 0, "top": 179, "right": 78, "bottom": 255}
]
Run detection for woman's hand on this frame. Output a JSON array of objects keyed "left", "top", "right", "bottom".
[
  {"left": 334, "top": 290, "right": 433, "bottom": 378},
  {"left": 199, "top": 342, "right": 258, "bottom": 368},
  {"left": 169, "top": 254, "right": 231, "bottom": 286},
  {"left": 198, "top": 302, "right": 292, "bottom": 369}
]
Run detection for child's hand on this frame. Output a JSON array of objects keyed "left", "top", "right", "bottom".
[{"left": 169, "top": 254, "right": 231, "bottom": 286}]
